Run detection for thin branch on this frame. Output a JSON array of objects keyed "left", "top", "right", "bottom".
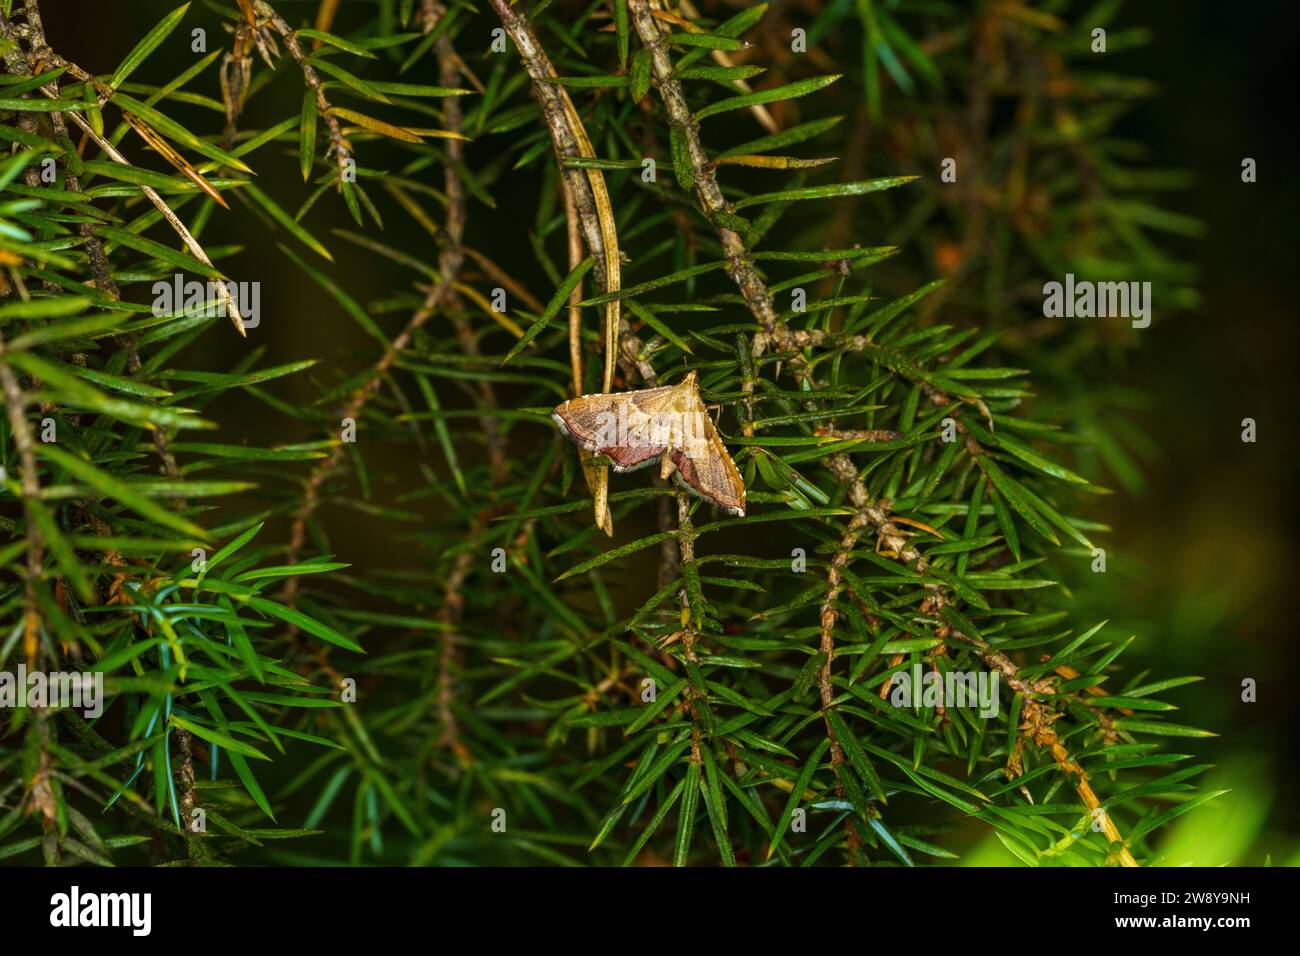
[
  {"left": 284, "top": 278, "right": 446, "bottom": 571},
  {"left": 674, "top": 491, "right": 704, "bottom": 767},
  {"left": 0, "top": 12, "right": 246, "bottom": 334},
  {"left": 0, "top": 341, "right": 45, "bottom": 665},
  {"left": 429, "top": 1, "right": 507, "bottom": 486},
  {"left": 629, "top": 1, "right": 781, "bottom": 336},
  {"left": 434, "top": 534, "right": 475, "bottom": 762},
  {"left": 257, "top": 1, "right": 352, "bottom": 184},
  {"left": 493, "top": 0, "right": 668, "bottom": 498},
  {"left": 952, "top": 627, "right": 1141, "bottom": 868},
  {"left": 487, "top": 0, "right": 621, "bottom": 383},
  {"left": 826, "top": 452, "right": 1141, "bottom": 867},
  {"left": 489, "top": 0, "right": 628, "bottom": 535}
]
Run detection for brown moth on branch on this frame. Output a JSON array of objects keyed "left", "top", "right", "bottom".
[{"left": 552, "top": 371, "right": 745, "bottom": 516}]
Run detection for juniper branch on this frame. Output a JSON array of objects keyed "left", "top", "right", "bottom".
[
  {"left": 256, "top": 0, "right": 352, "bottom": 185},
  {"left": 427, "top": 1, "right": 507, "bottom": 486},
  {"left": 825, "top": 453, "right": 1141, "bottom": 866},
  {"left": 628, "top": 1, "right": 781, "bottom": 336},
  {"left": 0, "top": 336, "right": 44, "bottom": 665}
]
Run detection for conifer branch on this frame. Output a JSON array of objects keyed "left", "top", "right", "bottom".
[
  {"left": 428, "top": 1, "right": 507, "bottom": 486},
  {"left": 255, "top": 1, "right": 352, "bottom": 185},
  {"left": 434, "top": 528, "right": 474, "bottom": 762},
  {"left": 0, "top": 330, "right": 62, "bottom": 856},
  {"left": 819, "top": 509, "right": 873, "bottom": 862},
  {"left": 952, "top": 630, "right": 1141, "bottom": 867},
  {"left": 0, "top": 9, "right": 246, "bottom": 332},
  {"left": 10, "top": 5, "right": 206, "bottom": 839},
  {"left": 826, "top": 453, "right": 1141, "bottom": 866},
  {"left": 3, "top": 23, "right": 190, "bottom": 487},
  {"left": 0, "top": 340, "right": 44, "bottom": 664},
  {"left": 284, "top": 2, "right": 481, "bottom": 594},
  {"left": 628, "top": 1, "right": 781, "bottom": 336}
]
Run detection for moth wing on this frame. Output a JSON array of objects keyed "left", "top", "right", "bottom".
[
  {"left": 552, "top": 385, "right": 673, "bottom": 449},
  {"left": 669, "top": 388, "right": 746, "bottom": 516},
  {"left": 609, "top": 386, "right": 678, "bottom": 468},
  {"left": 603, "top": 439, "right": 667, "bottom": 472},
  {"left": 626, "top": 385, "right": 678, "bottom": 418}
]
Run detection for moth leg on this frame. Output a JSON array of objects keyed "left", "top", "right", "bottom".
[{"left": 659, "top": 451, "right": 677, "bottom": 481}]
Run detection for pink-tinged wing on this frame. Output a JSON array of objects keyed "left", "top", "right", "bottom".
[
  {"left": 602, "top": 440, "right": 665, "bottom": 472},
  {"left": 670, "top": 412, "right": 746, "bottom": 517},
  {"left": 671, "top": 444, "right": 746, "bottom": 516},
  {"left": 552, "top": 386, "right": 675, "bottom": 470}
]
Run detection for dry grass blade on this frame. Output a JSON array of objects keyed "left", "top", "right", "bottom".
[
  {"left": 563, "top": 179, "right": 612, "bottom": 535},
  {"left": 490, "top": 0, "right": 622, "bottom": 535},
  {"left": 560, "top": 80, "right": 619, "bottom": 536},
  {"left": 553, "top": 91, "right": 619, "bottom": 392},
  {"left": 313, "top": 0, "right": 341, "bottom": 46},
  {"left": 123, "top": 112, "right": 230, "bottom": 209},
  {"left": 40, "top": 88, "right": 246, "bottom": 335}
]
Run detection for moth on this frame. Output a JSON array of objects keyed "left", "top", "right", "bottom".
[{"left": 552, "top": 371, "right": 746, "bottom": 516}]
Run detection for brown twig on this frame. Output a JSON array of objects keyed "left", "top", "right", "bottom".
[
  {"left": 489, "top": 0, "right": 628, "bottom": 535},
  {"left": 0, "top": 342, "right": 45, "bottom": 666},
  {"left": 257, "top": 1, "right": 352, "bottom": 184},
  {"left": 283, "top": 276, "right": 448, "bottom": 579},
  {"left": 433, "top": 521, "right": 478, "bottom": 763},
  {"left": 487, "top": 0, "right": 621, "bottom": 379},
  {"left": 629, "top": 1, "right": 781, "bottom": 337},
  {"left": 428, "top": 1, "right": 507, "bottom": 486},
  {"left": 285, "top": 2, "right": 477, "bottom": 588},
  {"left": 817, "top": 510, "right": 874, "bottom": 862},
  {"left": 674, "top": 492, "right": 704, "bottom": 767},
  {"left": 422, "top": 0, "right": 500, "bottom": 758}
]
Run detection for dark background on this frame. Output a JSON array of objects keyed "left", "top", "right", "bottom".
[{"left": 34, "top": 0, "right": 1300, "bottom": 864}]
